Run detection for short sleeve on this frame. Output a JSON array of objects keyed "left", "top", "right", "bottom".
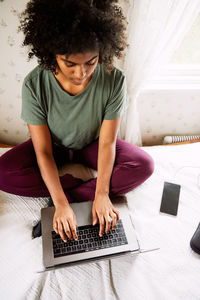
[
  {"left": 104, "top": 72, "right": 129, "bottom": 120},
  {"left": 21, "top": 80, "right": 47, "bottom": 125}
]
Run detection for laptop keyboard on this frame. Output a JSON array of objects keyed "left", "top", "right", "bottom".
[{"left": 52, "top": 219, "right": 128, "bottom": 258}]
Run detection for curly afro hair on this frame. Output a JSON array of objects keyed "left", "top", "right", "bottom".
[{"left": 18, "top": 0, "right": 129, "bottom": 74}]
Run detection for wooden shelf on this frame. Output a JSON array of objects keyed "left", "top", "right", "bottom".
[{"left": 0, "top": 144, "right": 15, "bottom": 148}]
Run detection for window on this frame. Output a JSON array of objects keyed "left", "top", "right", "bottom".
[{"left": 145, "top": 13, "right": 200, "bottom": 89}]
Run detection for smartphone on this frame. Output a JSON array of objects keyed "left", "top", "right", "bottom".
[{"left": 160, "top": 182, "right": 181, "bottom": 216}]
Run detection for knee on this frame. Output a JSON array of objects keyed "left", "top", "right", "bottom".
[
  {"left": 0, "top": 154, "right": 8, "bottom": 175},
  {"left": 0, "top": 148, "right": 15, "bottom": 172},
  {"left": 0, "top": 148, "right": 19, "bottom": 183},
  {"left": 0, "top": 153, "right": 11, "bottom": 184},
  {"left": 0, "top": 158, "right": 7, "bottom": 188},
  {"left": 138, "top": 152, "right": 154, "bottom": 180}
]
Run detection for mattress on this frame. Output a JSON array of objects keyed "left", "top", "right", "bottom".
[{"left": 0, "top": 143, "right": 200, "bottom": 300}]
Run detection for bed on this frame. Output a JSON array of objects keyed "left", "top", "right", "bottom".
[{"left": 1, "top": 142, "right": 200, "bottom": 300}]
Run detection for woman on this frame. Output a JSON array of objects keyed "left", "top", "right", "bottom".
[{"left": 0, "top": 0, "right": 154, "bottom": 242}]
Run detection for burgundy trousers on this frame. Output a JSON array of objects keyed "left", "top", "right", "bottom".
[{"left": 0, "top": 138, "right": 154, "bottom": 202}]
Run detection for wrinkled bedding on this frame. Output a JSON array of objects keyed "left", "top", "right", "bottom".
[{"left": 0, "top": 143, "right": 200, "bottom": 300}]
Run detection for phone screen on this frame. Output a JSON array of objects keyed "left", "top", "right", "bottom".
[{"left": 160, "top": 182, "right": 181, "bottom": 216}]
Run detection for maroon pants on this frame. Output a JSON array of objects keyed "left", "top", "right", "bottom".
[{"left": 0, "top": 138, "right": 154, "bottom": 202}]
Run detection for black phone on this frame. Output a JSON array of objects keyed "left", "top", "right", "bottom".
[{"left": 160, "top": 182, "right": 181, "bottom": 216}]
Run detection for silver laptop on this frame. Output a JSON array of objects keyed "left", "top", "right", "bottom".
[{"left": 41, "top": 196, "right": 140, "bottom": 270}]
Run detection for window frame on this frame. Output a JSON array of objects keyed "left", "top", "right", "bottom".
[{"left": 144, "top": 63, "right": 200, "bottom": 90}]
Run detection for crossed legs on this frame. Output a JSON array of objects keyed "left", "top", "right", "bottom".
[{"left": 0, "top": 138, "right": 154, "bottom": 202}]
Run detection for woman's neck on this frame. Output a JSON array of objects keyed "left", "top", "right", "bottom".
[{"left": 53, "top": 69, "right": 93, "bottom": 96}]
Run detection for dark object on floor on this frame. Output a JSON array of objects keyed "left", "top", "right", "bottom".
[
  {"left": 190, "top": 222, "right": 200, "bottom": 254},
  {"left": 32, "top": 219, "right": 42, "bottom": 238},
  {"left": 32, "top": 197, "right": 54, "bottom": 239}
]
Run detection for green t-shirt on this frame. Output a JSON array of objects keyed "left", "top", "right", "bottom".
[{"left": 21, "top": 63, "right": 128, "bottom": 150}]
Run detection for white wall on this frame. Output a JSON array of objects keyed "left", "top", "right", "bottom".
[
  {"left": 138, "top": 89, "right": 200, "bottom": 145},
  {"left": 0, "top": 0, "right": 200, "bottom": 146},
  {"left": 0, "top": 0, "right": 37, "bottom": 145}
]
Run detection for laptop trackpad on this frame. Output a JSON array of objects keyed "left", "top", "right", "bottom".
[{"left": 71, "top": 201, "right": 93, "bottom": 226}]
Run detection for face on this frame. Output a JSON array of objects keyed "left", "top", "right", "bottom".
[{"left": 55, "top": 51, "right": 99, "bottom": 86}]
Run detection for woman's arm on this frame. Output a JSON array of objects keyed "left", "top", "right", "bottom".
[
  {"left": 28, "top": 124, "right": 68, "bottom": 205},
  {"left": 28, "top": 124, "right": 78, "bottom": 241},
  {"left": 92, "top": 118, "right": 121, "bottom": 236}
]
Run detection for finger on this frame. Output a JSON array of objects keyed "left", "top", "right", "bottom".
[
  {"left": 68, "top": 217, "right": 78, "bottom": 240},
  {"left": 70, "top": 222, "right": 78, "bottom": 240},
  {"left": 57, "top": 221, "right": 67, "bottom": 242},
  {"left": 113, "top": 209, "right": 120, "bottom": 221},
  {"left": 109, "top": 211, "right": 117, "bottom": 230},
  {"left": 53, "top": 220, "right": 58, "bottom": 234},
  {"left": 105, "top": 214, "right": 112, "bottom": 234},
  {"left": 92, "top": 210, "right": 98, "bottom": 226},
  {"left": 71, "top": 226, "right": 78, "bottom": 240},
  {"left": 59, "top": 220, "right": 72, "bottom": 241},
  {"left": 98, "top": 215, "right": 105, "bottom": 237}
]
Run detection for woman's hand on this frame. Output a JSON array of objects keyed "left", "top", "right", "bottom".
[
  {"left": 92, "top": 193, "right": 120, "bottom": 236},
  {"left": 53, "top": 204, "right": 78, "bottom": 242}
]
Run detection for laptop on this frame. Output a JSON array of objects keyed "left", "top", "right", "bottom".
[{"left": 41, "top": 196, "right": 140, "bottom": 270}]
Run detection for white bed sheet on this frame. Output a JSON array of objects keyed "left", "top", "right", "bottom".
[{"left": 0, "top": 143, "right": 200, "bottom": 300}]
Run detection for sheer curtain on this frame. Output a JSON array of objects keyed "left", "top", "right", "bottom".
[{"left": 119, "top": 0, "right": 200, "bottom": 146}]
